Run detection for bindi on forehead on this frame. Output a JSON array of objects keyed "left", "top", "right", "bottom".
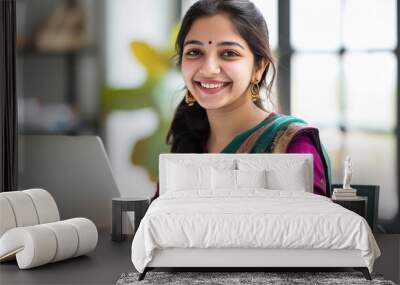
[{"left": 209, "top": 41, "right": 212, "bottom": 44}]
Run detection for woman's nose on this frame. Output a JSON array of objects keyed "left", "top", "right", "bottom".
[{"left": 199, "top": 55, "right": 221, "bottom": 76}]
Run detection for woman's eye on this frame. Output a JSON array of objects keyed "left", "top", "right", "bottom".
[
  {"left": 222, "top": 50, "right": 239, "bottom": 57},
  {"left": 185, "top": 50, "right": 201, "bottom": 57}
]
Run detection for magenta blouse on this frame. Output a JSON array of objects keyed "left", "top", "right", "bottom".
[{"left": 286, "top": 134, "right": 326, "bottom": 196}]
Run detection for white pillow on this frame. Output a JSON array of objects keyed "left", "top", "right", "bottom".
[
  {"left": 211, "top": 168, "right": 237, "bottom": 190},
  {"left": 167, "top": 162, "right": 211, "bottom": 191},
  {"left": 237, "top": 159, "right": 308, "bottom": 192},
  {"left": 211, "top": 168, "right": 268, "bottom": 190},
  {"left": 236, "top": 169, "right": 267, "bottom": 188},
  {"left": 266, "top": 165, "right": 307, "bottom": 191}
]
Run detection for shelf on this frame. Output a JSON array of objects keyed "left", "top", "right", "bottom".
[
  {"left": 17, "top": 46, "right": 96, "bottom": 57},
  {"left": 17, "top": 45, "right": 96, "bottom": 107},
  {"left": 19, "top": 121, "right": 99, "bottom": 136}
]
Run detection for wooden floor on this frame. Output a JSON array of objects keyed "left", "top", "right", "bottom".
[
  {"left": 0, "top": 231, "right": 398, "bottom": 285},
  {"left": 0, "top": 228, "right": 133, "bottom": 285}
]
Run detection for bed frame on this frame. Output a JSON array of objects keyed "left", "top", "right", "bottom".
[{"left": 139, "top": 248, "right": 371, "bottom": 280}]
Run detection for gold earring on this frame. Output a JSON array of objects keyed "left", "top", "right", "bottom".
[
  {"left": 185, "top": 91, "right": 196, "bottom": 106},
  {"left": 250, "top": 79, "right": 260, "bottom": 102}
]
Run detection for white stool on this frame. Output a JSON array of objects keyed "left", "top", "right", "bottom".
[{"left": 0, "top": 189, "right": 98, "bottom": 269}]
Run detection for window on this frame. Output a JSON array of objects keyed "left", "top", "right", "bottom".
[{"left": 289, "top": 0, "right": 398, "bottom": 231}]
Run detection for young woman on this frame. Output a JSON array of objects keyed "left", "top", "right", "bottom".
[{"left": 157, "top": 0, "right": 331, "bottom": 198}]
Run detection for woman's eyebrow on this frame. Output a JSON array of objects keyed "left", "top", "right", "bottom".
[
  {"left": 184, "top": 40, "right": 203, "bottom": 46},
  {"left": 217, "top": 41, "right": 245, "bottom": 49},
  {"left": 184, "top": 40, "right": 245, "bottom": 49}
]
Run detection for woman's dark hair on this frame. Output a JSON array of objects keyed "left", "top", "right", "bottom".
[{"left": 166, "top": 0, "right": 277, "bottom": 153}]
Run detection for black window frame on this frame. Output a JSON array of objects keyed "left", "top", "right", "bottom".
[{"left": 0, "top": 0, "right": 18, "bottom": 193}]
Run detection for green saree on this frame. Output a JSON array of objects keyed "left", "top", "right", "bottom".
[{"left": 220, "top": 112, "right": 332, "bottom": 197}]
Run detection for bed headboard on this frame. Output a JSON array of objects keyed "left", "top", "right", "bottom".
[{"left": 159, "top": 153, "right": 313, "bottom": 195}]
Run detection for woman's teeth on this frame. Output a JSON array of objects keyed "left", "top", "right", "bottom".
[{"left": 200, "top": 82, "right": 226, "bottom": 89}]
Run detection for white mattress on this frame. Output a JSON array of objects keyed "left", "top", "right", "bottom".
[{"left": 131, "top": 190, "right": 381, "bottom": 273}]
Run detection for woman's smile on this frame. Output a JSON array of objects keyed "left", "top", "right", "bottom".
[{"left": 194, "top": 80, "right": 232, "bottom": 96}]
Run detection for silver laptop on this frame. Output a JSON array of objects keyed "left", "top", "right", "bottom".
[{"left": 18, "top": 135, "right": 120, "bottom": 229}]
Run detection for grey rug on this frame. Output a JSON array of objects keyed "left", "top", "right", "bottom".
[{"left": 116, "top": 271, "right": 396, "bottom": 285}]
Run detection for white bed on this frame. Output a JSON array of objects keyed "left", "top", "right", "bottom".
[{"left": 131, "top": 154, "right": 381, "bottom": 280}]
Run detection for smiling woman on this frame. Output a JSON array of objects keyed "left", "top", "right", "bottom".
[{"left": 162, "top": 0, "right": 332, "bottom": 197}]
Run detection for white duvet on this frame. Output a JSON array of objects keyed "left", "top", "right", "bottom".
[{"left": 131, "top": 189, "right": 381, "bottom": 273}]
